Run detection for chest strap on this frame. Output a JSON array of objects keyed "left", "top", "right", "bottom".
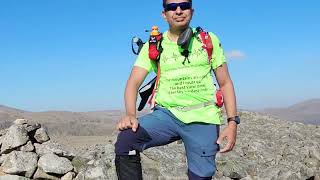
[{"left": 173, "top": 100, "right": 215, "bottom": 112}]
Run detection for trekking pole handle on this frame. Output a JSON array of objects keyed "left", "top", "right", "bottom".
[{"left": 132, "top": 36, "right": 144, "bottom": 55}]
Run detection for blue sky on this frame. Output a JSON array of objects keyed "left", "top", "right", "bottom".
[{"left": 0, "top": 0, "right": 319, "bottom": 112}]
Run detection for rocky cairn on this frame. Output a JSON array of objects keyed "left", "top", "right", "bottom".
[
  {"left": 1, "top": 111, "right": 320, "bottom": 180},
  {"left": 0, "top": 119, "right": 76, "bottom": 180}
]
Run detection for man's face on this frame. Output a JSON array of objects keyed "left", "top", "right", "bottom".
[{"left": 162, "top": 0, "right": 193, "bottom": 30}]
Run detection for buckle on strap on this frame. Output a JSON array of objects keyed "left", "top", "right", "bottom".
[{"left": 174, "top": 100, "right": 215, "bottom": 111}]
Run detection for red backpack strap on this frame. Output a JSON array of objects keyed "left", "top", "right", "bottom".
[
  {"left": 196, "top": 27, "right": 224, "bottom": 108},
  {"left": 196, "top": 27, "right": 213, "bottom": 64},
  {"left": 147, "top": 26, "right": 163, "bottom": 109}
]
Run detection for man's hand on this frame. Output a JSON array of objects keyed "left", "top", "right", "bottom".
[
  {"left": 116, "top": 115, "right": 139, "bottom": 132},
  {"left": 217, "top": 122, "right": 237, "bottom": 153}
]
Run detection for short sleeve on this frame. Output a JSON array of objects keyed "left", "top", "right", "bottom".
[
  {"left": 134, "top": 42, "right": 157, "bottom": 73},
  {"left": 209, "top": 32, "right": 226, "bottom": 70}
]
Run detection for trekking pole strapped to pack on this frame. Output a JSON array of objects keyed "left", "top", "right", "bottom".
[
  {"left": 137, "top": 77, "right": 156, "bottom": 111},
  {"left": 132, "top": 36, "right": 144, "bottom": 55}
]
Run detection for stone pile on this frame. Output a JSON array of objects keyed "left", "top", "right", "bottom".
[{"left": 0, "top": 119, "right": 76, "bottom": 180}]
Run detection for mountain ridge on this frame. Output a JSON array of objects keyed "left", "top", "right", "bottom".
[{"left": 262, "top": 98, "right": 320, "bottom": 125}]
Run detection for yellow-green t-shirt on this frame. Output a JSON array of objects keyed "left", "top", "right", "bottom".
[{"left": 134, "top": 30, "right": 226, "bottom": 124}]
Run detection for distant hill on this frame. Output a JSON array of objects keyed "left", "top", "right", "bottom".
[
  {"left": 0, "top": 105, "right": 27, "bottom": 129},
  {"left": 0, "top": 105, "right": 124, "bottom": 136},
  {"left": 0, "top": 105, "right": 149, "bottom": 136},
  {"left": 262, "top": 98, "right": 320, "bottom": 125},
  {"left": 0, "top": 105, "right": 27, "bottom": 113}
]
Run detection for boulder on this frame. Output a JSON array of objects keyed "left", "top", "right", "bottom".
[
  {"left": 1, "top": 125, "right": 29, "bottom": 154},
  {"left": 23, "top": 123, "right": 41, "bottom": 133},
  {"left": 38, "top": 153, "right": 73, "bottom": 175},
  {"left": 34, "top": 128, "right": 50, "bottom": 143},
  {"left": 0, "top": 154, "right": 7, "bottom": 165},
  {"left": 0, "top": 174, "right": 30, "bottom": 180},
  {"left": 33, "top": 167, "right": 60, "bottom": 180},
  {"left": 1, "top": 151, "right": 38, "bottom": 178},
  {"left": 71, "top": 156, "right": 90, "bottom": 174},
  {"left": 18, "top": 141, "right": 34, "bottom": 152},
  {"left": 141, "top": 143, "right": 187, "bottom": 179},
  {"left": 74, "top": 159, "right": 109, "bottom": 180},
  {"left": 13, "top": 119, "right": 28, "bottom": 125},
  {"left": 34, "top": 141, "right": 75, "bottom": 159},
  {"left": 61, "top": 172, "right": 76, "bottom": 180},
  {"left": 0, "top": 129, "right": 7, "bottom": 136}
]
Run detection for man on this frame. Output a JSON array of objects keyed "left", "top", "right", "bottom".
[{"left": 115, "top": 0, "right": 239, "bottom": 179}]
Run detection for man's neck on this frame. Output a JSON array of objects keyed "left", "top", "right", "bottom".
[{"left": 167, "top": 26, "right": 188, "bottom": 42}]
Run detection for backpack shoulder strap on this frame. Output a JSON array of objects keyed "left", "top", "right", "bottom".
[
  {"left": 147, "top": 26, "right": 163, "bottom": 109},
  {"left": 195, "top": 27, "right": 214, "bottom": 64},
  {"left": 195, "top": 27, "right": 224, "bottom": 108}
]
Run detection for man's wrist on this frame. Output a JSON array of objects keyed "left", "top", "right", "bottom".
[
  {"left": 228, "top": 120, "right": 237, "bottom": 125},
  {"left": 126, "top": 112, "right": 136, "bottom": 117},
  {"left": 227, "top": 116, "right": 240, "bottom": 125}
]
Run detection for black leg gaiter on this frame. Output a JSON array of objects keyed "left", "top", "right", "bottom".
[{"left": 115, "top": 154, "right": 143, "bottom": 180}]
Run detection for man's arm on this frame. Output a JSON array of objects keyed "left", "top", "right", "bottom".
[
  {"left": 117, "top": 66, "right": 149, "bottom": 132},
  {"left": 214, "top": 63, "right": 237, "bottom": 118},
  {"left": 214, "top": 63, "right": 238, "bottom": 153}
]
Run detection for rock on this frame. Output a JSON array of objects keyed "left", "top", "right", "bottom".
[
  {"left": 0, "top": 174, "right": 30, "bottom": 180},
  {"left": 309, "top": 146, "right": 320, "bottom": 161},
  {"left": 213, "top": 177, "right": 232, "bottom": 180},
  {"left": 238, "top": 176, "right": 254, "bottom": 180},
  {"left": 74, "top": 159, "right": 109, "bottom": 180},
  {"left": 305, "top": 157, "right": 319, "bottom": 168},
  {"left": 34, "top": 141, "right": 75, "bottom": 159},
  {"left": 103, "top": 143, "right": 115, "bottom": 164},
  {"left": 315, "top": 170, "right": 320, "bottom": 180},
  {"left": 1, "top": 125, "right": 29, "bottom": 154},
  {"left": 141, "top": 143, "right": 187, "bottom": 179},
  {"left": 18, "top": 141, "right": 34, "bottom": 152},
  {"left": 1, "top": 151, "right": 38, "bottom": 178},
  {"left": 24, "top": 123, "right": 41, "bottom": 133},
  {"left": 72, "top": 156, "right": 90, "bottom": 173},
  {"left": 61, "top": 172, "right": 76, "bottom": 180},
  {"left": 216, "top": 155, "right": 247, "bottom": 179},
  {"left": 13, "top": 119, "right": 28, "bottom": 125},
  {"left": 73, "top": 171, "right": 85, "bottom": 180},
  {"left": 300, "top": 165, "right": 316, "bottom": 179},
  {"left": 213, "top": 170, "right": 224, "bottom": 179},
  {"left": 0, "top": 137, "right": 2, "bottom": 152},
  {"left": 278, "top": 170, "right": 301, "bottom": 180},
  {"left": 0, "top": 154, "right": 8, "bottom": 165},
  {"left": 0, "top": 129, "right": 7, "bottom": 136},
  {"left": 38, "top": 153, "right": 73, "bottom": 175},
  {"left": 34, "top": 128, "right": 50, "bottom": 143},
  {"left": 33, "top": 167, "right": 60, "bottom": 180}
]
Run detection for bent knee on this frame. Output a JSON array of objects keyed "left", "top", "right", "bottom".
[{"left": 115, "top": 126, "right": 152, "bottom": 155}]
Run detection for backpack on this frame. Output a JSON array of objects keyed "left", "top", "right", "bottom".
[{"left": 135, "top": 26, "right": 223, "bottom": 111}]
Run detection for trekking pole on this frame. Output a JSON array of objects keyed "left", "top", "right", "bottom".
[{"left": 132, "top": 36, "right": 144, "bottom": 55}]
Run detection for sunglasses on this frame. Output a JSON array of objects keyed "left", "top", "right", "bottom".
[{"left": 164, "top": 2, "right": 192, "bottom": 12}]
